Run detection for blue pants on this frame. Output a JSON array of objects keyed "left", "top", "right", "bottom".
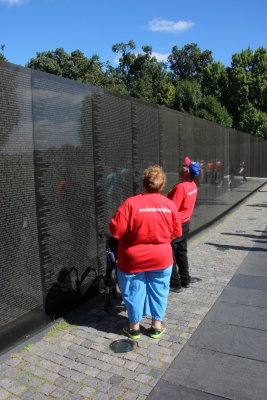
[{"left": 117, "top": 266, "right": 172, "bottom": 323}]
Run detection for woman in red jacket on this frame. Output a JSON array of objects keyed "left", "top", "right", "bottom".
[{"left": 109, "top": 165, "right": 182, "bottom": 340}]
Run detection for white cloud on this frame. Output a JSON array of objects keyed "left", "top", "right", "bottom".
[
  {"left": 0, "top": 0, "right": 25, "bottom": 5},
  {"left": 113, "top": 54, "right": 121, "bottom": 65},
  {"left": 113, "top": 50, "right": 169, "bottom": 65},
  {"left": 151, "top": 52, "right": 169, "bottom": 62},
  {"left": 148, "top": 18, "right": 195, "bottom": 33}
]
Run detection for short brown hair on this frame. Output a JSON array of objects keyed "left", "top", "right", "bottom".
[{"left": 142, "top": 165, "right": 166, "bottom": 193}]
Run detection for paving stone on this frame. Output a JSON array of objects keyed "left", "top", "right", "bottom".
[
  {"left": 51, "top": 387, "right": 69, "bottom": 398},
  {"left": 135, "top": 373, "right": 151, "bottom": 384},
  {"left": 35, "top": 394, "right": 51, "bottom": 400},
  {"left": 92, "top": 393, "right": 110, "bottom": 400},
  {"left": 97, "top": 371, "right": 113, "bottom": 381},
  {"left": 70, "top": 372, "right": 86, "bottom": 383},
  {"left": 109, "top": 375, "right": 124, "bottom": 385},
  {"left": 21, "top": 388, "right": 37, "bottom": 400},
  {"left": 83, "top": 366, "right": 100, "bottom": 377},
  {"left": 38, "top": 382, "right": 57, "bottom": 395},
  {"left": 64, "top": 381, "right": 82, "bottom": 393},
  {"left": 64, "top": 395, "right": 81, "bottom": 400},
  {"left": 8, "top": 384, "right": 27, "bottom": 395},
  {"left": 78, "top": 386, "right": 96, "bottom": 397},
  {"left": 136, "top": 383, "right": 153, "bottom": 395},
  {"left": 122, "top": 379, "right": 139, "bottom": 390},
  {"left": 0, "top": 388, "right": 10, "bottom": 400},
  {"left": 1, "top": 368, "right": 20, "bottom": 378},
  {"left": 94, "top": 381, "right": 112, "bottom": 393},
  {"left": 0, "top": 378, "right": 13, "bottom": 389},
  {"left": 121, "top": 390, "right": 139, "bottom": 400},
  {"left": 108, "top": 385, "right": 124, "bottom": 396}
]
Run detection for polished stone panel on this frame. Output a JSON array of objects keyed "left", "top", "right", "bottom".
[{"left": 0, "top": 63, "right": 43, "bottom": 330}]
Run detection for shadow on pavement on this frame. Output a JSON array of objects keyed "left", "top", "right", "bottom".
[
  {"left": 220, "top": 232, "right": 267, "bottom": 240},
  {"left": 63, "top": 293, "right": 128, "bottom": 335},
  {"left": 205, "top": 242, "right": 267, "bottom": 252}
]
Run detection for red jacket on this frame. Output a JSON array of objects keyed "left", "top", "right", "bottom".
[
  {"left": 167, "top": 181, "right": 198, "bottom": 223},
  {"left": 109, "top": 193, "right": 182, "bottom": 273}
]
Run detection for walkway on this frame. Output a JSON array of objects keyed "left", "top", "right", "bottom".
[{"left": 0, "top": 183, "right": 266, "bottom": 400}]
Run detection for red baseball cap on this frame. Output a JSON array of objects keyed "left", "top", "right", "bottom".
[{"left": 184, "top": 156, "right": 191, "bottom": 167}]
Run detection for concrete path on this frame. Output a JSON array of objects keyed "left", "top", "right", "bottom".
[{"left": 0, "top": 183, "right": 266, "bottom": 400}]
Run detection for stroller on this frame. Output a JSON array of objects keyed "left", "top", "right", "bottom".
[{"left": 104, "top": 234, "right": 119, "bottom": 308}]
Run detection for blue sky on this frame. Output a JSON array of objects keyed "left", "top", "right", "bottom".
[{"left": 0, "top": 0, "right": 266, "bottom": 68}]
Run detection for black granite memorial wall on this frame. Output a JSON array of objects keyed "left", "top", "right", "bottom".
[
  {"left": 0, "top": 63, "right": 45, "bottom": 350},
  {"left": 0, "top": 61, "right": 267, "bottom": 353}
]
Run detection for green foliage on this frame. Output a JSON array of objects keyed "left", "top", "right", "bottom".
[
  {"left": 156, "top": 81, "right": 176, "bottom": 107},
  {"left": 103, "top": 64, "right": 128, "bottom": 95},
  {"left": 168, "top": 43, "right": 213, "bottom": 82},
  {"left": 238, "top": 102, "right": 267, "bottom": 137},
  {"left": 173, "top": 80, "right": 202, "bottom": 114},
  {"left": 27, "top": 48, "right": 106, "bottom": 87},
  {"left": 224, "top": 46, "right": 267, "bottom": 135},
  {"left": 202, "top": 61, "right": 227, "bottom": 99},
  {"left": 197, "top": 95, "right": 233, "bottom": 127}
]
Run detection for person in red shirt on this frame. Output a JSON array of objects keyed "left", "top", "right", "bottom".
[
  {"left": 167, "top": 157, "right": 200, "bottom": 292},
  {"left": 109, "top": 165, "right": 182, "bottom": 340}
]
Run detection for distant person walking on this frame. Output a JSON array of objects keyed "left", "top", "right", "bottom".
[
  {"left": 167, "top": 157, "right": 200, "bottom": 292},
  {"left": 109, "top": 165, "right": 182, "bottom": 340}
]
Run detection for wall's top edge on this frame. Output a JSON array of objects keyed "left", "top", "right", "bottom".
[{"left": 0, "top": 60, "right": 31, "bottom": 76}]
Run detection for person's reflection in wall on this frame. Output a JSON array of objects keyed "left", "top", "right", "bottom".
[
  {"left": 57, "top": 162, "right": 91, "bottom": 268},
  {"left": 106, "top": 166, "right": 122, "bottom": 210},
  {"left": 199, "top": 160, "right": 207, "bottom": 184},
  {"left": 207, "top": 160, "right": 214, "bottom": 184},
  {"left": 228, "top": 162, "right": 234, "bottom": 190},
  {"left": 239, "top": 161, "right": 247, "bottom": 182},
  {"left": 120, "top": 162, "right": 132, "bottom": 201},
  {"left": 215, "top": 160, "right": 223, "bottom": 188}
]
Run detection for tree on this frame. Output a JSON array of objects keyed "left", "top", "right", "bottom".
[
  {"left": 112, "top": 42, "right": 172, "bottom": 104},
  {"left": 202, "top": 61, "right": 228, "bottom": 99},
  {"left": 238, "top": 102, "right": 267, "bottom": 137},
  {"left": 102, "top": 64, "right": 128, "bottom": 95},
  {"left": 173, "top": 80, "right": 202, "bottom": 114},
  {"left": 225, "top": 46, "right": 267, "bottom": 136},
  {"left": 0, "top": 44, "right": 7, "bottom": 62},
  {"left": 112, "top": 41, "right": 136, "bottom": 90},
  {"left": 156, "top": 81, "right": 176, "bottom": 107},
  {"left": 168, "top": 43, "right": 213, "bottom": 83},
  {"left": 26, "top": 48, "right": 107, "bottom": 88},
  {"left": 250, "top": 47, "right": 267, "bottom": 112},
  {"left": 197, "top": 95, "right": 232, "bottom": 127}
]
